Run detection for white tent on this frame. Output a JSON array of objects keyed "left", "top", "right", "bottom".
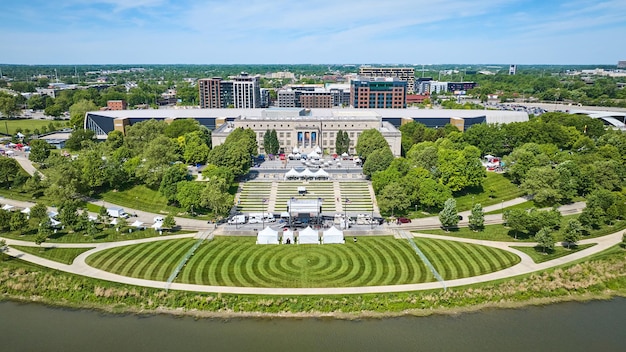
[
  {"left": 282, "top": 229, "right": 295, "bottom": 244},
  {"left": 314, "top": 146, "right": 322, "bottom": 154},
  {"left": 47, "top": 210, "right": 59, "bottom": 219},
  {"left": 88, "top": 215, "right": 98, "bottom": 222},
  {"left": 300, "top": 168, "right": 315, "bottom": 179},
  {"left": 313, "top": 169, "right": 329, "bottom": 179},
  {"left": 322, "top": 226, "right": 345, "bottom": 244},
  {"left": 257, "top": 226, "right": 279, "bottom": 244},
  {"left": 151, "top": 222, "right": 162, "bottom": 230},
  {"left": 298, "top": 226, "right": 319, "bottom": 244},
  {"left": 49, "top": 218, "right": 62, "bottom": 228},
  {"left": 131, "top": 220, "right": 145, "bottom": 230},
  {"left": 285, "top": 168, "right": 300, "bottom": 180},
  {"left": 2, "top": 204, "right": 14, "bottom": 211},
  {"left": 341, "top": 152, "right": 349, "bottom": 158},
  {"left": 21, "top": 207, "right": 31, "bottom": 214},
  {"left": 308, "top": 151, "right": 320, "bottom": 159},
  {"left": 110, "top": 218, "right": 118, "bottom": 225},
  {"left": 292, "top": 147, "right": 299, "bottom": 154}
]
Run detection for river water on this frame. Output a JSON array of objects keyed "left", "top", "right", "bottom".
[{"left": 2, "top": 298, "right": 625, "bottom": 351}]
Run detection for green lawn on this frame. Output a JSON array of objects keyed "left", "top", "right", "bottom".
[
  {"left": 418, "top": 224, "right": 536, "bottom": 242},
  {"left": 0, "top": 226, "right": 190, "bottom": 243},
  {"left": 512, "top": 244, "right": 595, "bottom": 263},
  {"left": 454, "top": 173, "right": 525, "bottom": 211},
  {"left": 85, "top": 236, "right": 520, "bottom": 288},
  {"left": 0, "top": 119, "right": 70, "bottom": 135},
  {"left": 10, "top": 245, "right": 93, "bottom": 265},
  {"left": 97, "top": 185, "right": 182, "bottom": 216}
]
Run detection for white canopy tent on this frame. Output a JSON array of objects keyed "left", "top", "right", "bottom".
[
  {"left": 313, "top": 169, "right": 329, "bottom": 179},
  {"left": 292, "top": 147, "right": 299, "bottom": 154},
  {"left": 298, "top": 226, "right": 319, "bottom": 244},
  {"left": 110, "top": 218, "right": 118, "bottom": 225},
  {"left": 314, "top": 146, "right": 322, "bottom": 154},
  {"left": 257, "top": 226, "right": 279, "bottom": 244},
  {"left": 282, "top": 229, "right": 295, "bottom": 244},
  {"left": 285, "top": 168, "right": 300, "bottom": 180},
  {"left": 49, "top": 218, "right": 62, "bottom": 228},
  {"left": 308, "top": 151, "right": 320, "bottom": 160},
  {"left": 2, "top": 204, "right": 14, "bottom": 211},
  {"left": 21, "top": 207, "right": 31, "bottom": 214},
  {"left": 88, "top": 215, "right": 98, "bottom": 222},
  {"left": 131, "top": 220, "right": 145, "bottom": 230},
  {"left": 322, "top": 226, "right": 345, "bottom": 244}
]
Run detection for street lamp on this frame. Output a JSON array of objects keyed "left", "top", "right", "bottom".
[
  {"left": 344, "top": 198, "right": 350, "bottom": 229},
  {"left": 262, "top": 198, "right": 268, "bottom": 229}
]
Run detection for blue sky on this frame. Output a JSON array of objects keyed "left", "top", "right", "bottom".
[{"left": 1, "top": 0, "right": 625, "bottom": 64}]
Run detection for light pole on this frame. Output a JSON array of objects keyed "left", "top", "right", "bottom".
[
  {"left": 262, "top": 198, "right": 268, "bottom": 229},
  {"left": 344, "top": 198, "right": 350, "bottom": 229}
]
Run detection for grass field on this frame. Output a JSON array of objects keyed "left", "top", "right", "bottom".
[
  {"left": 97, "top": 185, "right": 182, "bottom": 216},
  {"left": 11, "top": 245, "right": 93, "bottom": 265},
  {"left": 454, "top": 173, "right": 525, "bottom": 211},
  {"left": 512, "top": 244, "right": 595, "bottom": 263},
  {"left": 0, "top": 226, "right": 189, "bottom": 244},
  {"left": 418, "top": 224, "right": 536, "bottom": 242},
  {"left": 0, "top": 119, "right": 70, "bottom": 135},
  {"left": 85, "top": 236, "right": 520, "bottom": 288}
]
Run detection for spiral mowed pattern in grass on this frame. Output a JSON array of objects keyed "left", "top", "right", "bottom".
[{"left": 85, "top": 237, "right": 520, "bottom": 288}]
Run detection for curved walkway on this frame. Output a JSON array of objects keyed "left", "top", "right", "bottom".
[{"left": 3, "top": 227, "right": 623, "bottom": 295}]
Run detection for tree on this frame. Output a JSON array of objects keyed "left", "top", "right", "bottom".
[
  {"left": 28, "top": 139, "right": 51, "bottom": 163},
  {"left": 105, "top": 130, "right": 124, "bottom": 150},
  {"left": 115, "top": 217, "right": 128, "bottom": 232},
  {"left": 176, "top": 181, "right": 205, "bottom": 212},
  {"left": 30, "top": 202, "right": 48, "bottom": 222},
  {"left": 159, "top": 164, "right": 190, "bottom": 203},
  {"left": 335, "top": 129, "right": 350, "bottom": 155},
  {"left": 164, "top": 118, "right": 201, "bottom": 138},
  {"left": 0, "top": 209, "right": 11, "bottom": 231},
  {"left": 438, "top": 198, "right": 459, "bottom": 231},
  {"left": 468, "top": 203, "right": 485, "bottom": 231},
  {"left": 562, "top": 219, "right": 583, "bottom": 249},
  {"left": 0, "top": 157, "right": 20, "bottom": 186},
  {"left": 535, "top": 227, "right": 555, "bottom": 253},
  {"left": 182, "top": 131, "right": 210, "bottom": 165},
  {"left": 65, "top": 128, "right": 95, "bottom": 151},
  {"left": 87, "top": 220, "right": 99, "bottom": 239},
  {"left": 356, "top": 129, "right": 388, "bottom": 160},
  {"left": 44, "top": 104, "right": 64, "bottom": 118},
  {"left": 98, "top": 206, "right": 109, "bottom": 226},
  {"left": 362, "top": 147, "right": 394, "bottom": 177},
  {"left": 0, "top": 238, "right": 6, "bottom": 255},
  {"left": 200, "top": 178, "right": 233, "bottom": 217},
  {"left": 10, "top": 211, "right": 28, "bottom": 231},
  {"left": 59, "top": 201, "right": 79, "bottom": 229},
  {"left": 377, "top": 182, "right": 410, "bottom": 216},
  {"left": 163, "top": 214, "right": 176, "bottom": 231},
  {"left": 69, "top": 99, "right": 98, "bottom": 128},
  {"left": 0, "top": 93, "right": 21, "bottom": 118},
  {"left": 136, "top": 135, "right": 181, "bottom": 189},
  {"left": 73, "top": 210, "right": 89, "bottom": 233},
  {"left": 263, "top": 129, "right": 280, "bottom": 155},
  {"left": 35, "top": 222, "right": 52, "bottom": 246}
]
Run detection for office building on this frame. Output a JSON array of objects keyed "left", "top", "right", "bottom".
[
  {"left": 359, "top": 66, "right": 415, "bottom": 93},
  {"left": 350, "top": 78, "right": 407, "bottom": 109},
  {"left": 198, "top": 73, "right": 260, "bottom": 109}
]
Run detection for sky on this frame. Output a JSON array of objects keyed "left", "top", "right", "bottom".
[{"left": 1, "top": 0, "right": 625, "bottom": 65}]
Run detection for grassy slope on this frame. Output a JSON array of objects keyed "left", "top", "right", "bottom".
[
  {"left": 85, "top": 237, "right": 520, "bottom": 287},
  {"left": 512, "top": 244, "right": 595, "bottom": 264},
  {"left": 10, "top": 246, "right": 93, "bottom": 265}
]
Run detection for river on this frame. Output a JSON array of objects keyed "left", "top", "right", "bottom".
[{"left": 1, "top": 298, "right": 625, "bottom": 351}]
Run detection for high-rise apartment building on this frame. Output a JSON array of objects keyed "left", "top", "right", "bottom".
[
  {"left": 359, "top": 66, "right": 415, "bottom": 93},
  {"left": 509, "top": 64, "right": 517, "bottom": 75},
  {"left": 276, "top": 84, "right": 350, "bottom": 108},
  {"left": 198, "top": 73, "right": 260, "bottom": 109},
  {"left": 350, "top": 78, "right": 407, "bottom": 109}
]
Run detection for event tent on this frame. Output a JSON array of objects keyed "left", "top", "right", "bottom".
[
  {"left": 285, "top": 168, "right": 300, "bottom": 180},
  {"left": 313, "top": 169, "right": 329, "bottom": 179},
  {"left": 1, "top": 204, "right": 14, "bottom": 211},
  {"left": 322, "top": 226, "right": 345, "bottom": 244},
  {"left": 131, "top": 220, "right": 145, "bottom": 230},
  {"left": 257, "top": 226, "right": 279, "bottom": 244},
  {"left": 21, "top": 207, "right": 30, "bottom": 214},
  {"left": 298, "top": 226, "right": 319, "bottom": 244},
  {"left": 282, "top": 229, "right": 295, "bottom": 244}
]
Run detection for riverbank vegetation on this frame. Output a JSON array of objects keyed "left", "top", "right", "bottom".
[{"left": 1, "top": 245, "right": 625, "bottom": 318}]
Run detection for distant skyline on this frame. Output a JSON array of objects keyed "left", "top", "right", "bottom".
[{"left": 1, "top": 0, "right": 625, "bottom": 65}]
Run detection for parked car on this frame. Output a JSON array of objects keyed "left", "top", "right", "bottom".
[{"left": 397, "top": 217, "right": 412, "bottom": 224}]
